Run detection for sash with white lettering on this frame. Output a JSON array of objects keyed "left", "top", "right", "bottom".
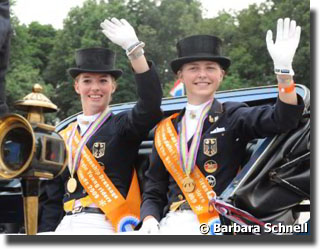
[
  {"left": 154, "top": 113, "right": 221, "bottom": 235},
  {"left": 60, "top": 122, "right": 140, "bottom": 232}
]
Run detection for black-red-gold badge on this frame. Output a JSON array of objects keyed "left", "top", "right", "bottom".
[
  {"left": 203, "top": 138, "right": 217, "bottom": 157},
  {"left": 92, "top": 142, "right": 106, "bottom": 158},
  {"left": 204, "top": 160, "right": 218, "bottom": 173}
]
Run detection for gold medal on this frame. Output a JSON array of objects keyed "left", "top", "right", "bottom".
[
  {"left": 67, "top": 177, "right": 77, "bottom": 193},
  {"left": 182, "top": 177, "right": 195, "bottom": 193}
]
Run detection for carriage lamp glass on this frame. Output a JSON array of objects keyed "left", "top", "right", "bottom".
[
  {"left": 41, "top": 135, "right": 66, "bottom": 165},
  {"left": 1, "top": 127, "right": 33, "bottom": 171}
]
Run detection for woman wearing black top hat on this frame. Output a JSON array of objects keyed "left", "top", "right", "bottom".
[
  {"left": 139, "top": 18, "right": 305, "bottom": 234},
  {"left": 38, "top": 18, "right": 162, "bottom": 234}
]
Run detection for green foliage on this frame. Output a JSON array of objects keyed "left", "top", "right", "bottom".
[
  {"left": 163, "top": 80, "right": 175, "bottom": 97},
  {"left": 6, "top": 64, "right": 54, "bottom": 112},
  {"left": 27, "top": 22, "right": 57, "bottom": 75},
  {"left": 219, "top": 73, "right": 251, "bottom": 91},
  {"left": 7, "top": 13, "right": 57, "bottom": 120},
  {"left": 7, "top": 0, "right": 310, "bottom": 121}
]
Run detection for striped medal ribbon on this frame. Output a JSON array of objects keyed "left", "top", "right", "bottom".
[
  {"left": 66, "top": 107, "right": 111, "bottom": 193},
  {"left": 178, "top": 99, "right": 213, "bottom": 193}
]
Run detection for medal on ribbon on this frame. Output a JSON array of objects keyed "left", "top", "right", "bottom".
[
  {"left": 67, "top": 177, "right": 77, "bottom": 193},
  {"left": 66, "top": 107, "right": 111, "bottom": 193},
  {"left": 178, "top": 100, "right": 213, "bottom": 193},
  {"left": 155, "top": 112, "right": 222, "bottom": 234}
]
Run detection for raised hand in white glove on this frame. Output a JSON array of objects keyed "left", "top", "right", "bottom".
[
  {"left": 100, "top": 17, "right": 139, "bottom": 51},
  {"left": 266, "top": 18, "right": 301, "bottom": 76},
  {"left": 139, "top": 216, "right": 160, "bottom": 234}
]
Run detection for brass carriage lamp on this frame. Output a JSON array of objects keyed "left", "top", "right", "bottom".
[{"left": 0, "top": 84, "right": 67, "bottom": 235}]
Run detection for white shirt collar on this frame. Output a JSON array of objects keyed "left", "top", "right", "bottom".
[
  {"left": 77, "top": 112, "right": 100, "bottom": 124},
  {"left": 186, "top": 101, "right": 208, "bottom": 112},
  {"left": 76, "top": 112, "right": 100, "bottom": 135},
  {"left": 185, "top": 99, "right": 212, "bottom": 119}
]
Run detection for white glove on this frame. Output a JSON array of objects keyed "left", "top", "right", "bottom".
[
  {"left": 266, "top": 18, "right": 301, "bottom": 76},
  {"left": 139, "top": 217, "right": 160, "bottom": 234},
  {"left": 100, "top": 17, "right": 139, "bottom": 51}
]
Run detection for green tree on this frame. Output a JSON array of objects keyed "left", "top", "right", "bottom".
[
  {"left": 27, "top": 22, "right": 56, "bottom": 76},
  {"left": 7, "top": 16, "right": 55, "bottom": 115},
  {"left": 5, "top": 64, "right": 54, "bottom": 112}
]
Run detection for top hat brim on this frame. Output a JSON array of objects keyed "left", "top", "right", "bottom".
[
  {"left": 68, "top": 68, "right": 123, "bottom": 80},
  {"left": 170, "top": 56, "right": 231, "bottom": 74}
]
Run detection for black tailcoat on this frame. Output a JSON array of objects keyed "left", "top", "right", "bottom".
[{"left": 140, "top": 96, "right": 305, "bottom": 222}]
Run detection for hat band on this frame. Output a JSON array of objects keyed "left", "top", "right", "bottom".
[
  {"left": 78, "top": 63, "right": 114, "bottom": 71},
  {"left": 178, "top": 52, "right": 221, "bottom": 58}
]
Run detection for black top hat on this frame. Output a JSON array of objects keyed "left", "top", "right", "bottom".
[
  {"left": 68, "top": 48, "right": 123, "bottom": 79},
  {"left": 170, "top": 35, "right": 231, "bottom": 74}
]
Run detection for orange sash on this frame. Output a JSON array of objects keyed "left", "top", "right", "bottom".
[
  {"left": 60, "top": 123, "right": 141, "bottom": 232},
  {"left": 154, "top": 114, "right": 221, "bottom": 234}
]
